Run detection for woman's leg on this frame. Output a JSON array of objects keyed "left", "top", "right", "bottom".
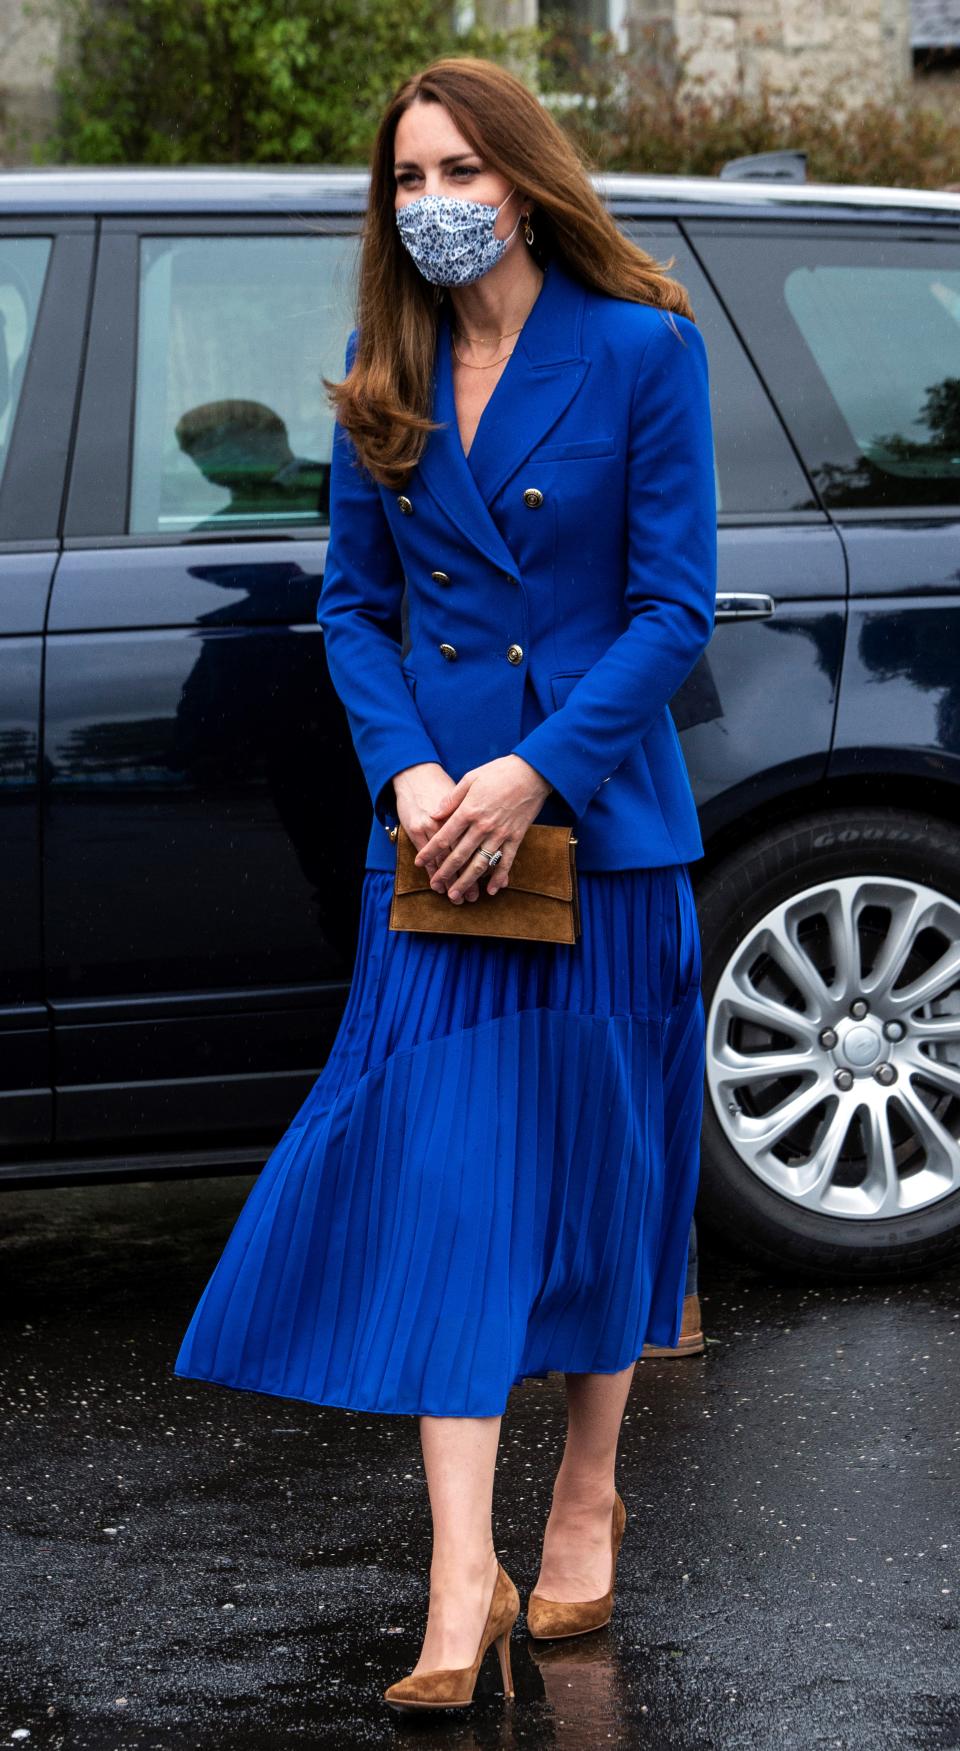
[
  {"left": 532, "top": 1365, "right": 634, "bottom": 1602},
  {"left": 409, "top": 1412, "right": 503, "bottom": 1675}
]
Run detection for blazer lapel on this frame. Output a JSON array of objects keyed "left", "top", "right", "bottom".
[{"left": 415, "top": 255, "right": 591, "bottom": 574}]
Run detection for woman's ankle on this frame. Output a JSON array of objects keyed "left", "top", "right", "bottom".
[
  {"left": 549, "top": 1468, "right": 617, "bottom": 1517},
  {"left": 428, "top": 1540, "right": 498, "bottom": 1584}
]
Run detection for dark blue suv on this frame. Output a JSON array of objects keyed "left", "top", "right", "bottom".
[{"left": 3, "top": 166, "right": 959, "bottom": 1281}]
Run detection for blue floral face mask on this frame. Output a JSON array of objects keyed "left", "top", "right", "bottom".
[{"left": 395, "top": 186, "right": 522, "bottom": 287}]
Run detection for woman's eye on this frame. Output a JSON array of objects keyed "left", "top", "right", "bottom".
[{"left": 396, "top": 167, "right": 479, "bottom": 186}]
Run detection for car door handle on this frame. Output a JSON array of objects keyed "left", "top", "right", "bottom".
[{"left": 714, "top": 592, "right": 776, "bottom": 621}]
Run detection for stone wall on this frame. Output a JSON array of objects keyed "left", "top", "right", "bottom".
[
  {"left": 626, "top": 0, "right": 914, "bottom": 107},
  {"left": 0, "top": 0, "right": 63, "bottom": 161}
]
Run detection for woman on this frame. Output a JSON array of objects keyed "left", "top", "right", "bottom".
[{"left": 173, "top": 54, "right": 716, "bottom": 1713}]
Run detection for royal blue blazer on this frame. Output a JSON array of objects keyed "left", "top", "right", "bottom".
[{"left": 317, "top": 252, "right": 718, "bottom": 874}]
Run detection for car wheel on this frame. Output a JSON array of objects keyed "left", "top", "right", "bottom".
[{"left": 695, "top": 807, "right": 960, "bottom": 1280}]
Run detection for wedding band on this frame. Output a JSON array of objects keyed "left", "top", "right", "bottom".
[{"left": 477, "top": 846, "right": 502, "bottom": 868}]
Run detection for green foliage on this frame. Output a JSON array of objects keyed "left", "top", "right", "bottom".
[
  {"left": 27, "top": 0, "right": 537, "bottom": 166},
  {"left": 16, "top": 0, "right": 960, "bottom": 189}
]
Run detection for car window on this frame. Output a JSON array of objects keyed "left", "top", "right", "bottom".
[
  {"left": 0, "top": 237, "right": 53, "bottom": 494},
  {"left": 129, "top": 234, "right": 358, "bottom": 536},
  {"left": 688, "top": 226, "right": 960, "bottom": 512},
  {"left": 634, "top": 225, "right": 817, "bottom": 516}
]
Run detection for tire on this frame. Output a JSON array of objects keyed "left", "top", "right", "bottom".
[{"left": 695, "top": 807, "right": 960, "bottom": 1281}]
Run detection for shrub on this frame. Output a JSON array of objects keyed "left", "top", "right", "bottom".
[
  {"left": 537, "top": 18, "right": 960, "bottom": 190},
  {"left": 15, "top": 0, "right": 960, "bottom": 189},
  {"left": 25, "top": 0, "right": 538, "bottom": 166}
]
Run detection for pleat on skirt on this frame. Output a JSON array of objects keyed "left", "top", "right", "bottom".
[{"left": 173, "top": 862, "right": 705, "bottom": 1418}]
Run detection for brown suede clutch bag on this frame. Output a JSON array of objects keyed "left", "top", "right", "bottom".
[{"left": 388, "top": 822, "right": 580, "bottom": 944}]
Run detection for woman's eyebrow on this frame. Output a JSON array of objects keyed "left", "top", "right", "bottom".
[{"left": 394, "top": 152, "right": 480, "bottom": 170}]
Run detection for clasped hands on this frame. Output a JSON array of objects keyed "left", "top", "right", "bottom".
[{"left": 393, "top": 756, "right": 553, "bottom": 904}]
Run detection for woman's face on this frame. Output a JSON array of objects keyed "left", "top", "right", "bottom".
[{"left": 393, "top": 99, "right": 521, "bottom": 237}]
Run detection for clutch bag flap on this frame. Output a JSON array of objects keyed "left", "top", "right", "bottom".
[
  {"left": 389, "top": 822, "right": 580, "bottom": 943},
  {"left": 394, "top": 821, "right": 574, "bottom": 899}
]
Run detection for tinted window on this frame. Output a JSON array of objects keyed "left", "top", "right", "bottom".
[
  {"left": 129, "top": 234, "right": 358, "bottom": 536},
  {"left": 689, "top": 225, "right": 960, "bottom": 511},
  {"left": 0, "top": 237, "right": 53, "bottom": 494},
  {"left": 627, "top": 224, "right": 816, "bottom": 516}
]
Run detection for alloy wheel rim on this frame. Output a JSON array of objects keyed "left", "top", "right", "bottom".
[{"left": 705, "top": 874, "right": 960, "bottom": 1220}]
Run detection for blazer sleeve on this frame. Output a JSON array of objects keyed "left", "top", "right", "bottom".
[
  {"left": 508, "top": 312, "right": 718, "bottom": 820},
  {"left": 317, "top": 329, "right": 444, "bottom": 831}
]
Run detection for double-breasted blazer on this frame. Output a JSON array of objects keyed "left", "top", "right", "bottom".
[{"left": 317, "top": 252, "right": 718, "bottom": 875}]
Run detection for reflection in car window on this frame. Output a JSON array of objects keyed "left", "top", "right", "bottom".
[
  {"left": 0, "top": 238, "right": 52, "bottom": 493},
  {"left": 785, "top": 263, "right": 960, "bottom": 498},
  {"left": 634, "top": 232, "right": 817, "bottom": 516},
  {"left": 129, "top": 235, "right": 358, "bottom": 536},
  {"left": 691, "top": 230, "right": 960, "bottom": 512}
]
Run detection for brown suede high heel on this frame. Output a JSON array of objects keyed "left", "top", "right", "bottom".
[
  {"left": 383, "top": 1560, "right": 520, "bottom": 1711},
  {"left": 640, "top": 1291, "right": 706, "bottom": 1357},
  {"left": 526, "top": 1490, "right": 627, "bottom": 1640}
]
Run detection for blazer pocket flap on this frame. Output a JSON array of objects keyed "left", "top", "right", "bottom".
[
  {"left": 532, "top": 435, "right": 616, "bottom": 461},
  {"left": 550, "top": 668, "right": 590, "bottom": 709}
]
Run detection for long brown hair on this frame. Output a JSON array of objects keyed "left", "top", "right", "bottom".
[{"left": 323, "top": 54, "right": 697, "bottom": 490}]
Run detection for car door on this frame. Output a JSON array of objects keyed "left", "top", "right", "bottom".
[
  {"left": 0, "top": 218, "right": 94, "bottom": 1159},
  {"left": 691, "top": 221, "right": 960, "bottom": 800},
  {"left": 674, "top": 215, "right": 960, "bottom": 1278},
  {"left": 46, "top": 214, "right": 368, "bottom": 1157},
  {"left": 624, "top": 221, "right": 847, "bottom": 844}
]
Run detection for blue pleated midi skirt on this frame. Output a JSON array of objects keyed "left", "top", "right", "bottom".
[{"left": 173, "top": 862, "right": 705, "bottom": 1418}]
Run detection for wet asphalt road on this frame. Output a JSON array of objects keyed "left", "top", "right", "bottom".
[{"left": 1, "top": 1173, "right": 957, "bottom": 1751}]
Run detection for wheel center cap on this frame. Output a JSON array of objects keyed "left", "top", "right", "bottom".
[{"left": 841, "top": 1023, "right": 884, "bottom": 1068}]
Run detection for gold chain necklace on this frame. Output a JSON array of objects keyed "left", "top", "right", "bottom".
[
  {"left": 451, "top": 324, "right": 523, "bottom": 370},
  {"left": 451, "top": 265, "right": 544, "bottom": 369},
  {"left": 456, "top": 322, "right": 523, "bottom": 345},
  {"left": 448, "top": 337, "right": 518, "bottom": 376}
]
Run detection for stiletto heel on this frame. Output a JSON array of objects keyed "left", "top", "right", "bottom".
[
  {"left": 526, "top": 1489, "right": 627, "bottom": 1641},
  {"left": 494, "top": 1626, "right": 515, "bottom": 1697},
  {"left": 383, "top": 1560, "right": 520, "bottom": 1711}
]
